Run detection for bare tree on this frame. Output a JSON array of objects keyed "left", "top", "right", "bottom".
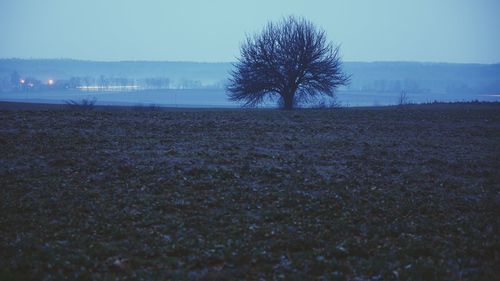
[
  {"left": 227, "top": 16, "right": 350, "bottom": 110},
  {"left": 397, "top": 90, "right": 410, "bottom": 106}
]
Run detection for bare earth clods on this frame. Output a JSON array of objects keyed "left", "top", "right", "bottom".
[{"left": 0, "top": 104, "right": 499, "bottom": 280}]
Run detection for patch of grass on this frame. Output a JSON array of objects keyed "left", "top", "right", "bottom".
[
  {"left": 64, "top": 97, "right": 97, "bottom": 110},
  {"left": 133, "top": 104, "right": 162, "bottom": 111}
]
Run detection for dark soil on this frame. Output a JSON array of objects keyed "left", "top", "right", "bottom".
[{"left": 1, "top": 103, "right": 499, "bottom": 280}]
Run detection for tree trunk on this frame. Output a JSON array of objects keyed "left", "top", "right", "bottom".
[{"left": 282, "top": 92, "right": 294, "bottom": 110}]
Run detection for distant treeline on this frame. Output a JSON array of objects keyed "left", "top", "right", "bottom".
[
  {"left": 343, "top": 61, "right": 500, "bottom": 95},
  {"left": 0, "top": 59, "right": 499, "bottom": 95},
  {"left": 1, "top": 72, "right": 225, "bottom": 92}
]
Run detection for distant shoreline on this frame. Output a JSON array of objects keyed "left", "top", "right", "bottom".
[{"left": 1, "top": 100, "right": 498, "bottom": 111}]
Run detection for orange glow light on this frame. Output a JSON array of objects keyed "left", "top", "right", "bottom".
[
  {"left": 20, "top": 79, "right": 25, "bottom": 84},
  {"left": 48, "top": 79, "right": 54, "bottom": 85}
]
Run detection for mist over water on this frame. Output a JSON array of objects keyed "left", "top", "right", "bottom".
[
  {"left": 1, "top": 59, "right": 499, "bottom": 107},
  {"left": 0, "top": 89, "right": 498, "bottom": 108}
]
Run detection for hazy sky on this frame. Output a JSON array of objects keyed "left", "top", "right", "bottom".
[{"left": 1, "top": 0, "right": 499, "bottom": 63}]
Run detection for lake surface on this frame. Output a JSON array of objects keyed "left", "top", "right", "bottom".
[{"left": 0, "top": 89, "right": 498, "bottom": 107}]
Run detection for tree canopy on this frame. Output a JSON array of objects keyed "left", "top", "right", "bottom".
[{"left": 227, "top": 16, "right": 350, "bottom": 109}]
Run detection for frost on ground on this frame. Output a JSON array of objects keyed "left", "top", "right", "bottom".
[{"left": 0, "top": 104, "right": 499, "bottom": 280}]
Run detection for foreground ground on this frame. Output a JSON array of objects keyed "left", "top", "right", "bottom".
[{"left": 0, "top": 103, "right": 499, "bottom": 280}]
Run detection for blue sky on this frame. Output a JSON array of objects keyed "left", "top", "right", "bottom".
[{"left": 1, "top": 0, "right": 499, "bottom": 63}]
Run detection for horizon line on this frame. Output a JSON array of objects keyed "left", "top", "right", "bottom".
[{"left": 1, "top": 57, "right": 499, "bottom": 65}]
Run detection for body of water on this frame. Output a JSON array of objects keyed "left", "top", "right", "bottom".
[{"left": 0, "top": 89, "right": 498, "bottom": 107}]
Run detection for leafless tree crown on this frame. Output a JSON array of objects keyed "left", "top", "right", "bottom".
[{"left": 227, "top": 16, "right": 350, "bottom": 109}]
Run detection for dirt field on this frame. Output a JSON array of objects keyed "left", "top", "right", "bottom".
[{"left": 0, "top": 102, "right": 499, "bottom": 280}]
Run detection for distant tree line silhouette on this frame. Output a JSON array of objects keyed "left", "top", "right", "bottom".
[{"left": 0, "top": 72, "right": 226, "bottom": 92}]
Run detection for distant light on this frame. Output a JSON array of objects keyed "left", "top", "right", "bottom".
[
  {"left": 20, "top": 79, "right": 25, "bottom": 84},
  {"left": 48, "top": 79, "right": 54, "bottom": 85},
  {"left": 28, "top": 83, "right": 34, "bottom": 87}
]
